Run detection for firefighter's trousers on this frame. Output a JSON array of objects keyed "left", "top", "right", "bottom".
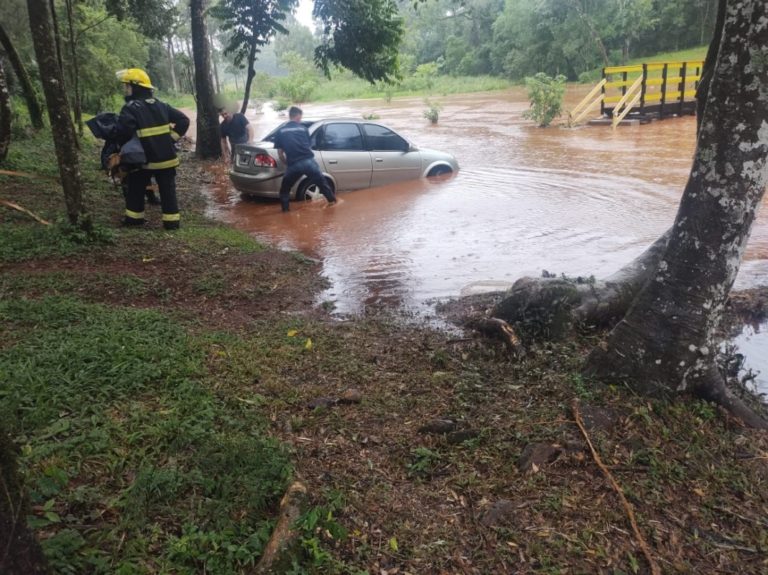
[{"left": 124, "top": 168, "right": 180, "bottom": 230}]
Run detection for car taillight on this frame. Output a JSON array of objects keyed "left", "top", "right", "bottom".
[{"left": 253, "top": 153, "right": 276, "bottom": 168}]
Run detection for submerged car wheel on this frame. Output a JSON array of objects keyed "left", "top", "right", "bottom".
[
  {"left": 296, "top": 178, "right": 333, "bottom": 201},
  {"left": 427, "top": 165, "right": 453, "bottom": 177}
]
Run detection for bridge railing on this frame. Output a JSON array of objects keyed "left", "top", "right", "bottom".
[
  {"left": 569, "top": 60, "right": 704, "bottom": 127},
  {"left": 602, "top": 61, "right": 703, "bottom": 124}
]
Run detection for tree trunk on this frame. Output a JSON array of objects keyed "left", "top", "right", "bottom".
[
  {"left": 585, "top": 0, "right": 768, "bottom": 429},
  {"left": 48, "top": 0, "right": 64, "bottom": 75},
  {"left": 167, "top": 36, "right": 178, "bottom": 92},
  {"left": 0, "top": 22, "right": 45, "bottom": 129},
  {"left": 27, "top": 0, "right": 88, "bottom": 227},
  {"left": 240, "top": 40, "right": 256, "bottom": 115},
  {"left": 0, "top": 58, "right": 11, "bottom": 162},
  {"left": 209, "top": 31, "right": 221, "bottom": 94},
  {"left": 64, "top": 0, "right": 83, "bottom": 137},
  {"left": 190, "top": 0, "right": 220, "bottom": 159},
  {"left": 0, "top": 427, "right": 51, "bottom": 574}
]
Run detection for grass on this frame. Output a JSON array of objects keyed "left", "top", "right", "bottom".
[
  {"left": 0, "top": 297, "right": 292, "bottom": 574},
  {"left": 309, "top": 74, "right": 512, "bottom": 102}
]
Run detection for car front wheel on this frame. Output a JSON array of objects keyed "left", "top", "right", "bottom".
[{"left": 427, "top": 165, "right": 453, "bottom": 177}]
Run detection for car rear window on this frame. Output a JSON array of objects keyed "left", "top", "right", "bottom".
[
  {"left": 320, "top": 123, "right": 364, "bottom": 151},
  {"left": 261, "top": 120, "right": 315, "bottom": 142}
]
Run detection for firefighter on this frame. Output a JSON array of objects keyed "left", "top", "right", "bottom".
[{"left": 115, "top": 68, "right": 189, "bottom": 229}]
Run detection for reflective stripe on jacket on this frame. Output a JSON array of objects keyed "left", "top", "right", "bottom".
[{"left": 118, "top": 98, "right": 189, "bottom": 170}]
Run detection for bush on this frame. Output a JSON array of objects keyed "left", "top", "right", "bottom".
[
  {"left": 522, "top": 72, "right": 567, "bottom": 127},
  {"left": 423, "top": 99, "right": 442, "bottom": 124}
]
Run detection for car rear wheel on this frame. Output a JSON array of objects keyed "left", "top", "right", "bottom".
[
  {"left": 427, "top": 165, "right": 452, "bottom": 177},
  {"left": 296, "top": 178, "right": 334, "bottom": 201}
]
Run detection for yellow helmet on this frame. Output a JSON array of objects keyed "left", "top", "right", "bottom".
[{"left": 115, "top": 68, "right": 155, "bottom": 89}]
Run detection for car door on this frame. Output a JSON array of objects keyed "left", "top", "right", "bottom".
[
  {"left": 362, "top": 123, "right": 423, "bottom": 187},
  {"left": 317, "top": 123, "right": 372, "bottom": 190}
]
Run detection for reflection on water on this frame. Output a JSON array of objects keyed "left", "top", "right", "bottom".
[
  {"left": 732, "top": 323, "right": 768, "bottom": 395},
  {"left": 204, "top": 89, "right": 768, "bottom": 389}
]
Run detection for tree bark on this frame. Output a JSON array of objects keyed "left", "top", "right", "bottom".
[
  {"left": 190, "top": 0, "right": 220, "bottom": 159},
  {"left": 0, "top": 58, "right": 11, "bottom": 162},
  {"left": 585, "top": 0, "right": 768, "bottom": 428},
  {"left": 0, "top": 22, "right": 45, "bottom": 129},
  {"left": 0, "top": 427, "right": 51, "bottom": 574},
  {"left": 209, "top": 31, "right": 221, "bottom": 94},
  {"left": 64, "top": 0, "right": 83, "bottom": 137},
  {"left": 167, "top": 36, "right": 178, "bottom": 92},
  {"left": 240, "top": 40, "right": 256, "bottom": 115},
  {"left": 48, "top": 0, "right": 64, "bottom": 75},
  {"left": 27, "top": 0, "right": 88, "bottom": 227}
]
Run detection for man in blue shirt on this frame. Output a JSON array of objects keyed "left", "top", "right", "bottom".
[
  {"left": 219, "top": 107, "right": 252, "bottom": 161},
  {"left": 273, "top": 106, "right": 336, "bottom": 212}
]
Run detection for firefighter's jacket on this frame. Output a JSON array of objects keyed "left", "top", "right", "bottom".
[{"left": 117, "top": 96, "right": 190, "bottom": 170}]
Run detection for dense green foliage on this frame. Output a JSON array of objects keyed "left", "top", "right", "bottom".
[
  {"left": 523, "top": 72, "right": 567, "bottom": 127},
  {"left": 398, "top": 0, "right": 715, "bottom": 81}
]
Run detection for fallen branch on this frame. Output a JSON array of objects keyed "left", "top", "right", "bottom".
[
  {"left": 572, "top": 400, "right": 661, "bottom": 575},
  {"left": 0, "top": 199, "right": 50, "bottom": 225},
  {"left": 253, "top": 481, "right": 308, "bottom": 574}
]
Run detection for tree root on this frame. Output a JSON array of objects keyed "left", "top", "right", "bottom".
[
  {"left": 693, "top": 364, "right": 768, "bottom": 430},
  {"left": 492, "top": 230, "right": 672, "bottom": 337}
]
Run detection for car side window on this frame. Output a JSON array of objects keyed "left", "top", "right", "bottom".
[
  {"left": 321, "top": 123, "right": 364, "bottom": 151},
  {"left": 362, "top": 124, "right": 409, "bottom": 151}
]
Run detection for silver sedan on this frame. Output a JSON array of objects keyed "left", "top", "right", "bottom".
[{"left": 229, "top": 119, "right": 459, "bottom": 200}]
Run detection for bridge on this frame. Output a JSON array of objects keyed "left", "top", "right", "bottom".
[{"left": 568, "top": 61, "right": 704, "bottom": 128}]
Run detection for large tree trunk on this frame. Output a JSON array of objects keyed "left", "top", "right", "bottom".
[
  {"left": 0, "top": 22, "right": 45, "bottom": 129},
  {"left": 240, "top": 40, "right": 256, "bottom": 115},
  {"left": 167, "top": 36, "right": 178, "bottom": 92},
  {"left": 0, "top": 427, "right": 51, "bottom": 574},
  {"left": 64, "top": 0, "right": 83, "bottom": 137},
  {"left": 585, "top": 0, "right": 768, "bottom": 428},
  {"left": 190, "top": 0, "right": 220, "bottom": 159},
  {"left": 209, "top": 31, "right": 221, "bottom": 94},
  {"left": 48, "top": 0, "right": 64, "bottom": 75},
  {"left": 0, "top": 58, "right": 11, "bottom": 162},
  {"left": 28, "top": 0, "right": 88, "bottom": 227}
]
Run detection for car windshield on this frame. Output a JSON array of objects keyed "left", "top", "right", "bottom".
[{"left": 260, "top": 120, "right": 316, "bottom": 142}]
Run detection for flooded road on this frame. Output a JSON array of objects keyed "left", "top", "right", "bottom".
[{"left": 203, "top": 89, "right": 768, "bottom": 391}]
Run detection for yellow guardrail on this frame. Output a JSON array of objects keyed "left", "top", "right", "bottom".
[{"left": 567, "top": 60, "right": 704, "bottom": 128}]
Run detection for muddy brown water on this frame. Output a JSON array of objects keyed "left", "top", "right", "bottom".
[{"left": 201, "top": 88, "right": 768, "bottom": 393}]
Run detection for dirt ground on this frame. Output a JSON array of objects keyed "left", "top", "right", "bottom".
[{"left": 2, "top": 153, "right": 767, "bottom": 574}]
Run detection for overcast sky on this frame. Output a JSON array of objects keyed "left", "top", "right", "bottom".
[{"left": 295, "top": 0, "right": 314, "bottom": 30}]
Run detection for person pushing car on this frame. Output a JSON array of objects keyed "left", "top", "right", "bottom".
[
  {"left": 274, "top": 106, "right": 336, "bottom": 212},
  {"left": 115, "top": 68, "right": 189, "bottom": 229}
]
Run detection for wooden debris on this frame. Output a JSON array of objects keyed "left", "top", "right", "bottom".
[
  {"left": 469, "top": 317, "right": 526, "bottom": 358},
  {"left": 253, "top": 481, "right": 308, "bottom": 574},
  {"left": 0, "top": 199, "right": 50, "bottom": 225},
  {"left": 572, "top": 400, "right": 661, "bottom": 575}
]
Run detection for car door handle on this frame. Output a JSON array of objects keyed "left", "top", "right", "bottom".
[
  {"left": 328, "top": 160, "right": 338, "bottom": 164},
  {"left": 374, "top": 158, "right": 383, "bottom": 162}
]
